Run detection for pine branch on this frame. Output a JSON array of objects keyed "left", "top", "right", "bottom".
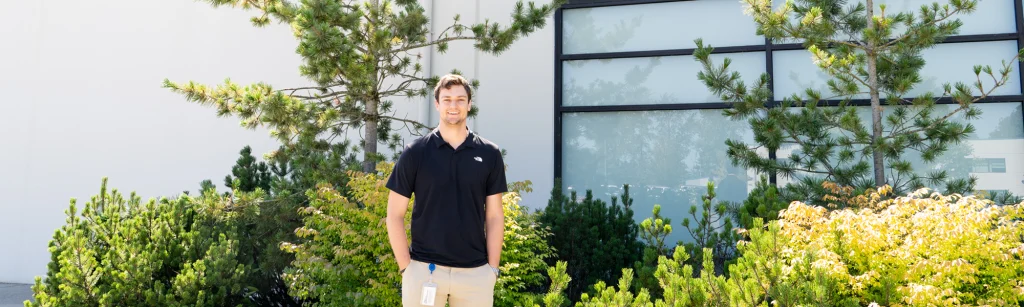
[
  {"left": 403, "top": 21, "right": 473, "bottom": 53},
  {"left": 776, "top": 159, "right": 835, "bottom": 176},
  {"left": 885, "top": 105, "right": 926, "bottom": 139},
  {"left": 880, "top": 3, "right": 970, "bottom": 49},
  {"left": 378, "top": 114, "right": 428, "bottom": 130},
  {"left": 380, "top": 72, "right": 430, "bottom": 97},
  {"left": 393, "top": 0, "right": 563, "bottom": 55},
  {"left": 291, "top": 90, "right": 349, "bottom": 101},
  {"left": 779, "top": 120, "right": 840, "bottom": 177},
  {"left": 279, "top": 86, "right": 327, "bottom": 96},
  {"left": 743, "top": 0, "right": 862, "bottom": 49},
  {"left": 888, "top": 66, "right": 1015, "bottom": 139},
  {"left": 203, "top": 0, "right": 299, "bottom": 24},
  {"left": 393, "top": 35, "right": 480, "bottom": 54}
]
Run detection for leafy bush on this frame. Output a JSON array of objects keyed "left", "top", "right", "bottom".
[
  {"left": 29, "top": 143, "right": 358, "bottom": 307},
  {"left": 28, "top": 179, "right": 260, "bottom": 307},
  {"left": 577, "top": 218, "right": 856, "bottom": 307},
  {"left": 538, "top": 180, "right": 643, "bottom": 302},
  {"left": 280, "top": 162, "right": 558, "bottom": 306},
  {"left": 279, "top": 169, "right": 402, "bottom": 306},
  {"left": 565, "top": 186, "right": 1024, "bottom": 306},
  {"left": 781, "top": 186, "right": 1024, "bottom": 306},
  {"left": 495, "top": 191, "right": 558, "bottom": 307}
]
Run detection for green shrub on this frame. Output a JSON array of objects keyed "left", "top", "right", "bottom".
[
  {"left": 223, "top": 145, "right": 273, "bottom": 193},
  {"left": 575, "top": 218, "right": 858, "bottom": 307},
  {"left": 680, "top": 182, "right": 741, "bottom": 277},
  {"left": 631, "top": 204, "right": 672, "bottom": 299},
  {"left": 495, "top": 192, "right": 558, "bottom": 307},
  {"left": 538, "top": 180, "right": 643, "bottom": 302},
  {"left": 28, "top": 179, "right": 259, "bottom": 307},
  {"left": 199, "top": 145, "right": 317, "bottom": 306},
  {"left": 279, "top": 163, "right": 406, "bottom": 306},
  {"left": 731, "top": 175, "right": 788, "bottom": 230}
]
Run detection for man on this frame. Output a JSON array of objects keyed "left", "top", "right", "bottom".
[{"left": 385, "top": 74, "right": 507, "bottom": 306}]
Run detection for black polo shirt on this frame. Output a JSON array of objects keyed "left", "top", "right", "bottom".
[{"left": 385, "top": 128, "right": 507, "bottom": 268}]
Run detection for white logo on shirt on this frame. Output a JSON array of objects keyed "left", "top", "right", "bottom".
[{"left": 474, "top": 156, "right": 483, "bottom": 162}]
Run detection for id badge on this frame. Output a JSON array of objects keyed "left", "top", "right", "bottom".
[{"left": 420, "top": 281, "right": 438, "bottom": 306}]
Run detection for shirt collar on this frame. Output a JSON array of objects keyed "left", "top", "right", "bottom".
[{"left": 430, "top": 127, "right": 477, "bottom": 149}]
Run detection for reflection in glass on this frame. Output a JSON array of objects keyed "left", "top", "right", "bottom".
[
  {"left": 563, "top": 53, "right": 765, "bottom": 106},
  {"left": 562, "top": 1, "right": 762, "bottom": 54},
  {"left": 776, "top": 102, "right": 1024, "bottom": 195},
  {"left": 773, "top": 41, "right": 1021, "bottom": 101},
  {"left": 769, "top": 0, "right": 1016, "bottom": 44},
  {"left": 880, "top": 0, "right": 1016, "bottom": 35},
  {"left": 562, "top": 110, "right": 758, "bottom": 245}
]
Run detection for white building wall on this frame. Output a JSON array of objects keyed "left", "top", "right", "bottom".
[
  {"left": 429, "top": 0, "right": 556, "bottom": 208},
  {"left": 0, "top": 0, "right": 302, "bottom": 284},
  {"left": 0, "top": 0, "right": 554, "bottom": 284},
  {"left": 971, "top": 139, "right": 1024, "bottom": 195}
]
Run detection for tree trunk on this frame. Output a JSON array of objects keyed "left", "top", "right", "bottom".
[
  {"left": 865, "top": 0, "right": 886, "bottom": 187},
  {"left": 363, "top": 0, "right": 380, "bottom": 174},
  {"left": 363, "top": 98, "right": 378, "bottom": 173}
]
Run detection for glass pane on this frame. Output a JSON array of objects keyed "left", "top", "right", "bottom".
[
  {"left": 973, "top": 159, "right": 992, "bottom": 173},
  {"left": 775, "top": 102, "right": 1024, "bottom": 196},
  {"left": 887, "top": 0, "right": 1017, "bottom": 35},
  {"left": 562, "top": 1, "right": 762, "bottom": 55},
  {"left": 561, "top": 110, "right": 760, "bottom": 245},
  {"left": 771, "top": 0, "right": 1015, "bottom": 43},
  {"left": 990, "top": 158, "right": 1008, "bottom": 173},
  {"left": 773, "top": 40, "right": 1021, "bottom": 101},
  {"left": 563, "top": 52, "right": 766, "bottom": 106}
]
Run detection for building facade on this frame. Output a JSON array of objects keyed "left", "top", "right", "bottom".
[{"left": 1, "top": 0, "right": 1022, "bottom": 284}]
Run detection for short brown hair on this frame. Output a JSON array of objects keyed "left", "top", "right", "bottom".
[{"left": 433, "top": 74, "right": 473, "bottom": 102}]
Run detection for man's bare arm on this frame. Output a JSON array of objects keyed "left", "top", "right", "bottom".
[
  {"left": 485, "top": 193, "right": 505, "bottom": 268},
  {"left": 386, "top": 190, "right": 412, "bottom": 271}
]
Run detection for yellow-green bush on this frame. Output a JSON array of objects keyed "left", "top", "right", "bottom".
[
  {"left": 781, "top": 186, "right": 1024, "bottom": 306},
  {"left": 567, "top": 186, "right": 1024, "bottom": 306}
]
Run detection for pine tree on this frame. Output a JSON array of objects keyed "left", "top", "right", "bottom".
[
  {"left": 537, "top": 180, "right": 642, "bottom": 303},
  {"left": 224, "top": 145, "right": 272, "bottom": 193},
  {"left": 165, "top": 0, "right": 564, "bottom": 173},
  {"left": 732, "top": 175, "right": 788, "bottom": 230},
  {"left": 680, "top": 182, "right": 740, "bottom": 276},
  {"left": 28, "top": 178, "right": 257, "bottom": 307},
  {"left": 695, "top": 0, "right": 1024, "bottom": 201},
  {"left": 632, "top": 204, "right": 672, "bottom": 299}
]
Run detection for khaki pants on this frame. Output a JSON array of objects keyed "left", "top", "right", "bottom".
[{"left": 401, "top": 259, "right": 497, "bottom": 306}]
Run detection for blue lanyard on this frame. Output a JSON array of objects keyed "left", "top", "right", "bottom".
[{"left": 428, "top": 263, "right": 436, "bottom": 282}]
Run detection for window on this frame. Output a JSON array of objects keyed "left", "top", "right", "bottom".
[
  {"left": 773, "top": 41, "right": 1022, "bottom": 101},
  {"left": 775, "top": 103, "right": 1024, "bottom": 187},
  {"left": 557, "top": 0, "right": 1024, "bottom": 244},
  {"left": 563, "top": 52, "right": 765, "bottom": 106},
  {"left": 562, "top": 0, "right": 762, "bottom": 54},
  {"left": 974, "top": 158, "right": 1008, "bottom": 173}
]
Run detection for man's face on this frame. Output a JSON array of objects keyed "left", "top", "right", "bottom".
[{"left": 435, "top": 85, "right": 471, "bottom": 126}]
